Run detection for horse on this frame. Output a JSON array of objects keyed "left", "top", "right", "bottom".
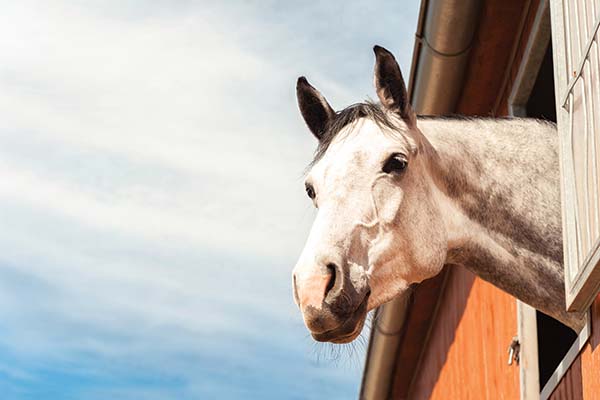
[{"left": 291, "top": 45, "right": 586, "bottom": 344}]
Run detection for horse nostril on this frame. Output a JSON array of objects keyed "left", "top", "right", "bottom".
[{"left": 325, "top": 263, "right": 337, "bottom": 296}]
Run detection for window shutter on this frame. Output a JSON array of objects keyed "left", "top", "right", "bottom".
[{"left": 550, "top": 0, "right": 600, "bottom": 311}]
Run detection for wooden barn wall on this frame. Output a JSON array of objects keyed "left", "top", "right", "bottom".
[
  {"left": 407, "top": 267, "right": 520, "bottom": 399},
  {"left": 398, "top": 0, "right": 600, "bottom": 397},
  {"left": 493, "top": 0, "right": 544, "bottom": 117},
  {"left": 400, "top": 0, "right": 552, "bottom": 399},
  {"left": 392, "top": 0, "right": 600, "bottom": 396},
  {"left": 456, "top": 0, "right": 542, "bottom": 117},
  {"left": 548, "top": 295, "right": 600, "bottom": 399}
]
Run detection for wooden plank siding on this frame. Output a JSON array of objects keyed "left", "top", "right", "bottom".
[
  {"left": 548, "top": 294, "right": 600, "bottom": 399},
  {"left": 456, "top": 0, "right": 542, "bottom": 116},
  {"left": 390, "top": 1, "right": 553, "bottom": 398},
  {"left": 407, "top": 267, "right": 520, "bottom": 400},
  {"left": 389, "top": 271, "right": 449, "bottom": 398},
  {"left": 388, "top": 0, "right": 600, "bottom": 397},
  {"left": 495, "top": 0, "right": 545, "bottom": 116},
  {"left": 374, "top": 0, "right": 600, "bottom": 397}
]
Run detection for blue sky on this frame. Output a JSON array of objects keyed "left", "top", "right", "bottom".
[{"left": 0, "top": 1, "right": 419, "bottom": 398}]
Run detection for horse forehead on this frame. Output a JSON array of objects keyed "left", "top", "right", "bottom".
[
  {"left": 312, "top": 120, "right": 392, "bottom": 176},
  {"left": 330, "top": 119, "right": 391, "bottom": 152}
]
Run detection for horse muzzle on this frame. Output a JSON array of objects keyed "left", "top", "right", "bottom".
[{"left": 293, "top": 260, "right": 370, "bottom": 343}]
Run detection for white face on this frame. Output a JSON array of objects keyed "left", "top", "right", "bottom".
[{"left": 292, "top": 118, "right": 447, "bottom": 343}]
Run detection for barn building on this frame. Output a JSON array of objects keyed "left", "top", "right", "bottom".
[{"left": 360, "top": 0, "right": 600, "bottom": 399}]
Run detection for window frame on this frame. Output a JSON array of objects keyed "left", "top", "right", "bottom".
[{"left": 550, "top": 0, "right": 600, "bottom": 312}]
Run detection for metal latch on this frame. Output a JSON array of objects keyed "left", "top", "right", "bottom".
[{"left": 507, "top": 336, "right": 520, "bottom": 366}]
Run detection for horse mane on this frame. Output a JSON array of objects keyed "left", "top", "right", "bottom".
[
  {"left": 310, "top": 103, "right": 557, "bottom": 168},
  {"left": 312, "top": 103, "right": 491, "bottom": 165}
]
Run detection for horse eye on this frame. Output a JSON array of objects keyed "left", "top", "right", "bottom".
[
  {"left": 305, "top": 184, "right": 316, "bottom": 199},
  {"left": 382, "top": 153, "right": 408, "bottom": 174}
]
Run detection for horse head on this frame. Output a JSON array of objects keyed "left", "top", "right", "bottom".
[{"left": 293, "top": 46, "right": 447, "bottom": 343}]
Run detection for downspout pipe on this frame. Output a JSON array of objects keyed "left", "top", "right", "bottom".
[{"left": 359, "top": 1, "right": 481, "bottom": 399}]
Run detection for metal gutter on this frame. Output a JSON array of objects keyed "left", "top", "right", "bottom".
[
  {"left": 359, "top": 292, "right": 412, "bottom": 400},
  {"left": 410, "top": 0, "right": 481, "bottom": 114},
  {"left": 359, "top": 1, "right": 481, "bottom": 398}
]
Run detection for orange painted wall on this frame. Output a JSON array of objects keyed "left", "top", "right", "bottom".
[
  {"left": 409, "top": 266, "right": 520, "bottom": 400},
  {"left": 401, "top": 0, "right": 600, "bottom": 398},
  {"left": 407, "top": 1, "right": 537, "bottom": 397},
  {"left": 548, "top": 294, "right": 600, "bottom": 399}
]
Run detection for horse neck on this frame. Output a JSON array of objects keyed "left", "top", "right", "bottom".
[{"left": 417, "top": 117, "right": 584, "bottom": 330}]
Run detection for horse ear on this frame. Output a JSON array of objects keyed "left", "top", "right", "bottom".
[
  {"left": 296, "top": 77, "right": 335, "bottom": 140},
  {"left": 373, "top": 45, "right": 415, "bottom": 126}
]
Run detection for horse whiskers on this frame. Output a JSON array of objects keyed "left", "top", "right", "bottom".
[{"left": 307, "top": 318, "right": 373, "bottom": 369}]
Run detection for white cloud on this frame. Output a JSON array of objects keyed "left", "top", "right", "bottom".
[
  {"left": 0, "top": 0, "right": 321, "bottom": 261},
  {"left": 0, "top": 0, "right": 419, "bottom": 397}
]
